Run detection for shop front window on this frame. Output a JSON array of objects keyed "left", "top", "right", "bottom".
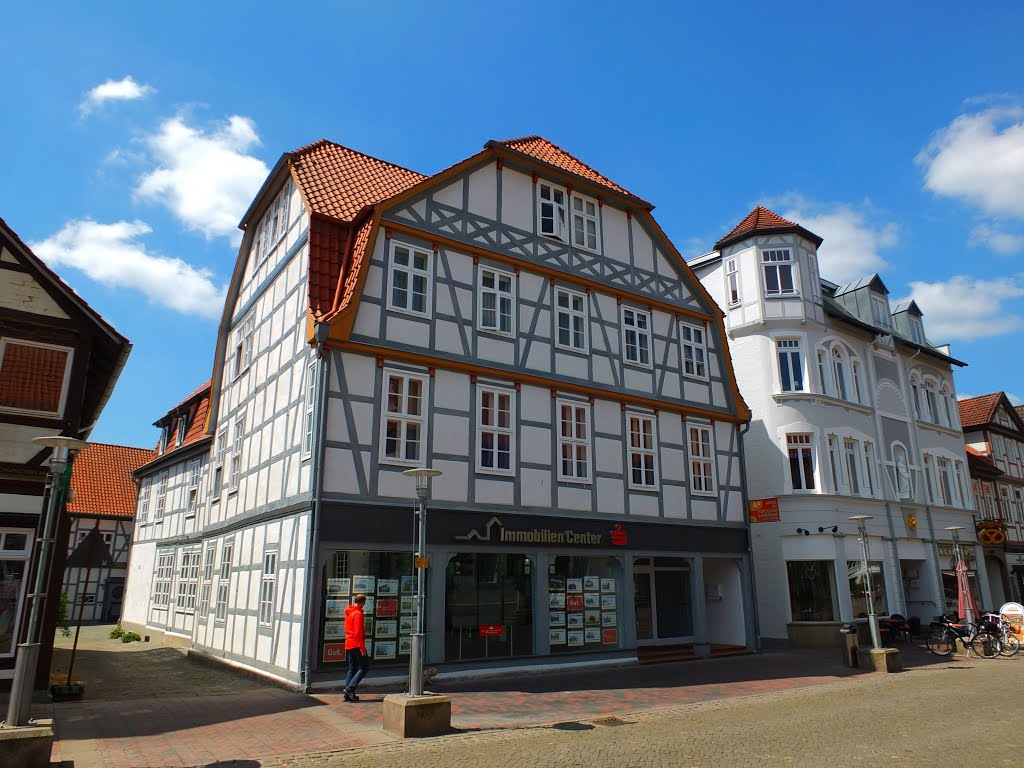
[
  {"left": 941, "top": 570, "right": 982, "bottom": 618},
  {"left": 320, "top": 550, "right": 415, "bottom": 668},
  {"left": 445, "top": 553, "right": 532, "bottom": 661},
  {"left": 786, "top": 560, "right": 836, "bottom": 622},
  {"left": 847, "top": 560, "right": 888, "bottom": 617},
  {"left": 548, "top": 556, "right": 622, "bottom": 652},
  {"left": 0, "top": 530, "right": 31, "bottom": 656}
]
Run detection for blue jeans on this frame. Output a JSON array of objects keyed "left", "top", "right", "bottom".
[{"left": 345, "top": 649, "right": 369, "bottom": 693}]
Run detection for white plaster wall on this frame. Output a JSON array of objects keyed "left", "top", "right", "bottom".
[{"left": 122, "top": 540, "right": 156, "bottom": 626}]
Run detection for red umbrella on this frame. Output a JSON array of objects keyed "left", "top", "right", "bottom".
[{"left": 956, "top": 556, "right": 978, "bottom": 626}]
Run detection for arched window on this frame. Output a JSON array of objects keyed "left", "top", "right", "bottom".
[
  {"left": 939, "top": 382, "right": 955, "bottom": 427},
  {"left": 910, "top": 373, "right": 925, "bottom": 421},
  {"left": 923, "top": 378, "right": 940, "bottom": 425},
  {"left": 851, "top": 361, "right": 864, "bottom": 404},
  {"left": 831, "top": 347, "right": 848, "bottom": 401}
]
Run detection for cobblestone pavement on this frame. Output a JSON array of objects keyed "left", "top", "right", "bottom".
[
  {"left": 262, "top": 654, "right": 1024, "bottom": 768},
  {"left": 39, "top": 626, "right": 1022, "bottom": 767}
]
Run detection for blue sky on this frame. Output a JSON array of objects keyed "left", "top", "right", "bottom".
[{"left": 2, "top": 2, "right": 1022, "bottom": 448}]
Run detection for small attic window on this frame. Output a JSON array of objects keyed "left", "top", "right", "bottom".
[
  {"left": 176, "top": 416, "right": 188, "bottom": 446},
  {"left": 909, "top": 316, "right": 925, "bottom": 344},
  {"left": 871, "top": 294, "right": 890, "bottom": 330}
]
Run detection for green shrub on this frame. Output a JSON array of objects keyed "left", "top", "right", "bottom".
[
  {"left": 57, "top": 591, "right": 72, "bottom": 638},
  {"left": 120, "top": 631, "right": 141, "bottom": 643},
  {"left": 109, "top": 624, "right": 124, "bottom": 639}
]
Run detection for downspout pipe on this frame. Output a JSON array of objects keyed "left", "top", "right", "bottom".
[
  {"left": 299, "top": 321, "right": 331, "bottom": 690},
  {"left": 737, "top": 419, "right": 762, "bottom": 650}
]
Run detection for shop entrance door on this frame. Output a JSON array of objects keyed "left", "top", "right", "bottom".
[{"left": 633, "top": 558, "right": 693, "bottom": 644}]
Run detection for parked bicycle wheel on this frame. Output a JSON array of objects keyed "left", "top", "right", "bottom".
[
  {"left": 970, "top": 631, "right": 1001, "bottom": 659},
  {"left": 999, "top": 633, "right": 1020, "bottom": 658},
  {"left": 926, "top": 629, "right": 956, "bottom": 656}
]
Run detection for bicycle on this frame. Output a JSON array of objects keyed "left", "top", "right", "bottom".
[
  {"left": 925, "top": 615, "right": 1001, "bottom": 659},
  {"left": 979, "top": 612, "right": 1020, "bottom": 658}
]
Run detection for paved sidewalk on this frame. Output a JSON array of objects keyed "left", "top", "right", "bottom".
[{"left": 33, "top": 626, "right": 973, "bottom": 767}]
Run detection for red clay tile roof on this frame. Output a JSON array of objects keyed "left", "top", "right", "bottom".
[
  {"left": 715, "top": 206, "right": 823, "bottom": 251},
  {"left": 494, "top": 136, "right": 638, "bottom": 200},
  {"left": 145, "top": 381, "right": 212, "bottom": 463},
  {"left": 0, "top": 341, "right": 69, "bottom": 412},
  {"left": 67, "top": 443, "right": 153, "bottom": 519},
  {"left": 1016, "top": 405, "right": 1024, "bottom": 423},
  {"left": 288, "top": 140, "right": 426, "bottom": 223},
  {"left": 958, "top": 393, "right": 1003, "bottom": 429}
]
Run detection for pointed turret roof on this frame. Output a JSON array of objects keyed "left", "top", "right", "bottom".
[{"left": 714, "top": 205, "right": 823, "bottom": 251}]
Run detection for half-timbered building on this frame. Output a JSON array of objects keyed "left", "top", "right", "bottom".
[
  {"left": 690, "top": 207, "right": 989, "bottom": 647},
  {"left": 62, "top": 442, "right": 152, "bottom": 623},
  {"left": 123, "top": 138, "right": 754, "bottom": 687},
  {"left": 0, "top": 214, "right": 131, "bottom": 686}
]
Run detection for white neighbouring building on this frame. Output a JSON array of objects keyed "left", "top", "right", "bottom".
[
  {"left": 122, "top": 136, "right": 756, "bottom": 687},
  {"left": 690, "top": 207, "right": 990, "bottom": 647}
]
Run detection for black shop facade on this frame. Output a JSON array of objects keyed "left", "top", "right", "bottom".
[{"left": 314, "top": 503, "right": 753, "bottom": 670}]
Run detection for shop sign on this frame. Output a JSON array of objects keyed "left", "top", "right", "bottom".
[
  {"left": 376, "top": 599, "right": 398, "bottom": 617},
  {"left": 322, "top": 643, "right": 347, "bottom": 663},
  {"left": 454, "top": 516, "right": 611, "bottom": 546},
  {"left": 937, "top": 543, "right": 976, "bottom": 566},
  {"left": 1000, "top": 603, "right": 1024, "bottom": 641},
  {"left": 748, "top": 498, "right": 780, "bottom": 523},
  {"left": 415, "top": 556, "right": 430, "bottom": 569},
  {"left": 566, "top": 594, "right": 584, "bottom": 611},
  {"left": 479, "top": 624, "right": 504, "bottom": 637},
  {"left": 976, "top": 519, "right": 1007, "bottom": 545}
]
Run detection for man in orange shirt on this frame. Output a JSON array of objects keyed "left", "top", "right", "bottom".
[{"left": 343, "top": 594, "right": 369, "bottom": 702}]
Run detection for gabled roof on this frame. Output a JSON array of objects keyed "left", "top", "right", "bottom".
[
  {"left": 834, "top": 273, "right": 888, "bottom": 297},
  {"left": 714, "top": 206, "right": 824, "bottom": 252},
  {"left": 67, "top": 442, "right": 153, "bottom": 519},
  {"left": 142, "top": 381, "right": 211, "bottom": 469},
  {"left": 0, "top": 216, "right": 131, "bottom": 438},
  {"left": 891, "top": 299, "right": 922, "bottom": 316},
  {"left": 958, "top": 393, "right": 1003, "bottom": 429},
  {"left": 287, "top": 140, "right": 426, "bottom": 223},
  {"left": 489, "top": 136, "right": 642, "bottom": 202}
]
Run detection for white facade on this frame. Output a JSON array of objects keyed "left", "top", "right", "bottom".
[{"left": 691, "top": 214, "right": 989, "bottom": 646}]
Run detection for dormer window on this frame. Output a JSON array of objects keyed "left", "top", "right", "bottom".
[
  {"left": 871, "top": 294, "right": 891, "bottom": 330},
  {"left": 909, "top": 316, "right": 925, "bottom": 344},
  {"left": 538, "top": 183, "right": 567, "bottom": 241},
  {"left": 176, "top": 416, "right": 188, "bottom": 447},
  {"left": 761, "top": 249, "right": 795, "bottom": 296}
]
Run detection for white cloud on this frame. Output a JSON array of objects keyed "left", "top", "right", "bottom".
[
  {"left": 957, "top": 392, "right": 975, "bottom": 401},
  {"left": 971, "top": 223, "right": 1024, "bottom": 255},
  {"left": 1008, "top": 392, "right": 1024, "bottom": 406},
  {"left": 134, "top": 115, "right": 269, "bottom": 241},
  {"left": 917, "top": 105, "right": 1024, "bottom": 219},
  {"left": 767, "top": 195, "right": 899, "bottom": 284},
  {"left": 31, "top": 219, "right": 225, "bottom": 319},
  {"left": 80, "top": 76, "right": 154, "bottom": 115},
  {"left": 899, "top": 275, "right": 1024, "bottom": 342}
]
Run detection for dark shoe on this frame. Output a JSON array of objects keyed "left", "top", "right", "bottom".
[{"left": 343, "top": 690, "right": 359, "bottom": 702}]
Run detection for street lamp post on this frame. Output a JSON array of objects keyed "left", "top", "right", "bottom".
[
  {"left": 945, "top": 525, "right": 974, "bottom": 627},
  {"left": 849, "top": 515, "right": 882, "bottom": 651},
  {"left": 402, "top": 467, "right": 442, "bottom": 697},
  {"left": 6, "top": 436, "right": 88, "bottom": 728}
]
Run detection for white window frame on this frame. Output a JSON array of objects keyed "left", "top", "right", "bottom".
[
  {"left": 199, "top": 542, "right": 216, "bottom": 617},
  {"left": 538, "top": 182, "right": 568, "bottom": 241},
  {"left": 787, "top": 434, "right": 816, "bottom": 492},
  {"left": 154, "top": 471, "right": 168, "bottom": 522},
  {"left": 626, "top": 413, "right": 659, "bottom": 491},
  {"left": 380, "top": 369, "right": 429, "bottom": 466},
  {"left": 477, "top": 385, "right": 515, "bottom": 475},
  {"left": 138, "top": 479, "right": 150, "bottom": 524},
  {"left": 229, "top": 413, "right": 245, "bottom": 493},
  {"left": 909, "top": 316, "right": 925, "bottom": 344},
  {"left": 212, "top": 425, "right": 227, "bottom": 500},
  {"left": 621, "top": 307, "right": 652, "bottom": 368},
  {"left": 725, "top": 257, "right": 741, "bottom": 306},
  {"left": 175, "top": 416, "right": 187, "bottom": 447},
  {"left": 937, "top": 457, "right": 955, "bottom": 505},
  {"left": 0, "top": 338, "right": 74, "bottom": 418},
  {"left": 302, "top": 359, "right": 316, "bottom": 460},
  {"left": 827, "top": 434, "right": 841, "bottom": 491},
  {"left": 554, "top": 287, "right": 588, "bottom": 352},
  {"left": 776, "top": 338, "right": 804, "bottom": 393},
  {"left": 761, "top": 248, "right": 796, "bottom": 296},
  {"left": 215, "top": 542, "right": 233, "bottom": 622},
  {"left": 852, "top": 361, "right": 864, "bottom": 405},
  {"left": 186, "top": 460, "right": 200, "bottom": 518},
  {"left": 477, "top": 266, "right": 515, "bottom": 336},
  {"left": 259, "top": 550, "right": 278, "bottom": 627},
  {"left": 571, "top": 193, "right": 600, "bottom": 252},
  {"left": 863, "top": 442, "right": 877, "bottom": 497},
  {"left": 871, "top": 294, "right": 891, "bottom": 330},
  {"left": 253, "top": 182, "right": 291, "bottom": 269},
  {"left": 831, "top": 346, "right": 849, "bottom": 401},
  {"left": 177, "top": 548, "right": 200, "bottom": 613},
  {"left": 843, "top": 438, "right": 860, "bottom": 495},
  {"left": 0, "top": 529, "right": 32, "bottom": 657},
  {"left": 680, "top": 322, "right": 708, "bottom": 380},
  {"left": 923, "top": 453, "right": 936, "bottom": 503},
  {"left": 556, "top": 399, "right": 591, "bottom": 484},
  {"left": 387, "top": 242, "right": 432, "bottom": 317},
  {"left": 152, "top": 550, "right": 175, "bottom": 609},
  {"left": 687, "top": 423, "right": 716, "bottom": 496},
  {"left": 233, "top": 312, "right": 256, "bottom": 380}
]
